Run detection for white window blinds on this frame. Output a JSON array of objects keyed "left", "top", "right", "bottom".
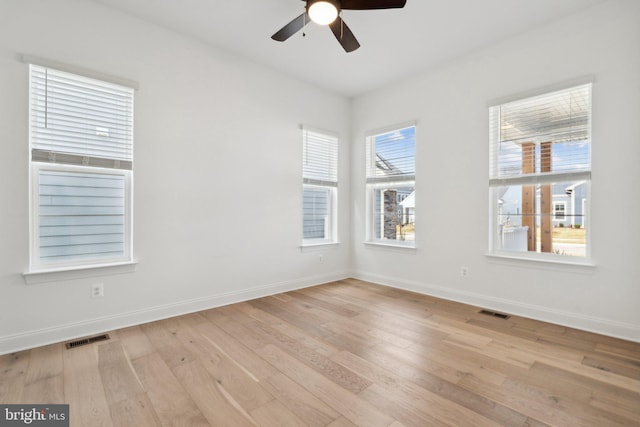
[
  {"left": 366, "top": 125, "right": 416, "bottom": 183},
  {"left": 303, "top": 128, "right": 338, "bottom": 187},
  {"left": 30, "top": 65, "right": 134, "bottom": 169},
  {"left": 37, "top": 169, "right": 127, "bottom": 263},
  {"left": 489, "top": 84, "right": 591, "bottom": 183}
]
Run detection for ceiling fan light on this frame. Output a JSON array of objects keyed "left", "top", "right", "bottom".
[{"left": 308, "top": 1, "right": 339, "bottom": 25}]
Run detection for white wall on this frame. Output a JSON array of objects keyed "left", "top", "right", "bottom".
[
  {"left": 1, "top": 0, "right": 638, "bottom": 355},
  {"left": 0, "top": 0, "right": 351, "bottom": 354},
  {"left": 351, "top": 0, "right": 640, "bottom": 342}
]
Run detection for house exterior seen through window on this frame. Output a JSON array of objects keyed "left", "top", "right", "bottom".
[
  {"left": 489, "top": 83, "right": 591, "bottom": 260},
  {"left": 28, "top": 64, "right": 134, "bottom": 271},
  {"left": 366, "top": 124, "right": 416, "bottom": 247},
  {"left": 554, "top": 202, "right": 566, "bottom": 221}
]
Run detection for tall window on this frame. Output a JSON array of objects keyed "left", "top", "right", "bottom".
[
  {"left": 29, "top": 64, "right": 134, "bottom": 271},
  {"left": 366, "top": 124, "right": 416, "bottom": 246},
  {"left": 489, "top": 83, "right": 591, "bottom": 259},
  {"left": 302, "top": 127, "right": 338, "bottom": 244}
]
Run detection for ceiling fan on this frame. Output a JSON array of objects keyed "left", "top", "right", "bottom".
[{"left": 271, "top": 0, "right": 407, "bottom": 53}]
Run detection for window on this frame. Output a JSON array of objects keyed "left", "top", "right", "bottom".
[
  {"left": 302, "top": 127, "right": 338, "bottom": 244},
  {"left": 553, "top": 202, "right": 566, "bottom": 221},
  {"left": 29, "top": 64, "right": 134, "bottom": 271},
  {"left": 489, "top": 83, "right": 591, "bottom": 259},
  {"left": 366, "top": 124, "right": 416, "bottom": 246}
]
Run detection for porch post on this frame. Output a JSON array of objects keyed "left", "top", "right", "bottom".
[
  {"left": 540, "top": 142, "right": 552, "bottom": 252},
  {"left": 521, "top": 143, "right": 536, "bottom": 251},
  {"left": 383, "top": 189, "right": 398, "bottom": 239}
]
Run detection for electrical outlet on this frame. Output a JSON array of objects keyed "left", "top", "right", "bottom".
[
  {"left": 319, "top": 254, "right": 324, "bottom": 263},
  {"left": 91, "top": 283, "right": 104, "bottom": 298},
  {"left": 460, "top": 267, "right": 468, "bottom": 278}
]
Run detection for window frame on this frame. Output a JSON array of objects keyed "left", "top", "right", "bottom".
[
  {"left": 27, "top": 62, "right": 135, "bottom": 274},
  {"left": 365, "top": 123, "right": 416, "bottom": 248},
  {"left": 487, "top": 81, "right": 593, "bottom": 264},
  {"left": 301, "top": 126, "right": 338, "bottom": 247}
]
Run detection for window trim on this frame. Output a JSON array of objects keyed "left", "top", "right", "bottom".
[
  {"left": 301, "top": 126, "right": 338, "bottom": 246},
  {"left": 486, "top": 75, "right": 595, "bottom": 108},
  {"left": 365, "top": 123, "right": 416, "bottom": 248},
  {"left": 487, "top": 82, "right": 593, "bottom": 264},
  {"left": 485, "top": 251, "right": 596, "bottom": 268},
  {"left": 22, "top": 54, "right": 139, "bottom": 90},
  {"left": 26, "top": 61, "right": 136, "bottom": 275},
  {"left": 23, "top": 260, "right": 138, "bottom": 285}
]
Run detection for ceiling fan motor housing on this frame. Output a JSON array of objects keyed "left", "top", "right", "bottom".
[{"left": 307, "top": 0, "right": 341, "bottom": 25}]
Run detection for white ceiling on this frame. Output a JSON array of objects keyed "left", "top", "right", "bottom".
[{"left": 91, "top": 0, "right": 606, "bottom": 98}]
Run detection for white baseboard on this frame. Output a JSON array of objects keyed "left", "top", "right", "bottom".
[
  {"left": 4, "top": 270, "right": 637, "bottom": 355},
  {"left": 353, "top": 271, "right": 640, "bottom": 343},
  {"left": 0, "top": 272, "right": 350, "bottom": 355}
]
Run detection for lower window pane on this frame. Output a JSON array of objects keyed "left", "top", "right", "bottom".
[
  {"left": 373, "top": 186, "right": 415, "bottom": 241},
  {"left": 303, "top": 187, "right": 330, "bottom": 240},
  {"left": 38, "top": 169, "right": 126, "bottom": 264},
  {"left": 495, "top": 180, "right": 587, "bottom": 256}
]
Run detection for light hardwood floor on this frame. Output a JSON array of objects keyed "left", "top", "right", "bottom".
[{"left": 1, "top": 278, "right": 639, "bottom": 426}]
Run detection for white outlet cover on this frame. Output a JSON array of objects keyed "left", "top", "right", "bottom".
[{"left": 91, "top": 284, "right": 104, "bottom": 298}]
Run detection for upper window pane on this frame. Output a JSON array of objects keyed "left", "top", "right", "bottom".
[
  {"left": 303, "top": 129, "right": 338, "bottom": 184},
  {"left": 30, "top": 65, "right": 134, "bottom": 162},
  {"left": 367, "top": 126, "right": 416, "bottom": 179},
  {"left": 490, "top": 84, "right": 591, "bottom": 179}
]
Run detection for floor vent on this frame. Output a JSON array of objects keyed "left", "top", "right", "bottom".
[
  {"left": 478, "top": 309, "right": 511, "bottom": 320},
  {"left": 65, "top": 334, "right": 110, "bottom": 349}
]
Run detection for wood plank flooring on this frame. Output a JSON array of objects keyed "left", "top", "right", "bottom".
[{"left": 1, "top": 278, "right": 639, "bottom": 426}]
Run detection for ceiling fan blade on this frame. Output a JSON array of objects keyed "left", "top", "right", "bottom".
[
  {"left": 341, "top": 0, "right": 406, "bottom": 10},
  {"left": 329, "top": 17, "right": 360, "bottom": 52},
  {"left": 271, "top": 13, "right": 310, "bottom": 41}
]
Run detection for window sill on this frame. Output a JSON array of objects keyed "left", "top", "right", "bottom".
[
  {"left": 485, "top": 252, "right": 595, "bottom": 269},
  {"left": 23, "top": 261, "right": 138, "bottom": 284},
  {"left": 300, "top": 242, "right": 340, "bottom": 252},
  {"left": 364, "top": 241, "right": 416, "bottom": 251}
]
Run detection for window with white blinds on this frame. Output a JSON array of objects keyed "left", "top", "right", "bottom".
[
  {"left": 29, "top": 63, "right": 134, "bottom": 270},
  {"left": 488, "top": 83, "right": 591, "bottom": 260},
  {"left": 302, "top": 128, "right": 338, "bottom": 244},
  {"left": 365, "top": 124, "right": 416, "bottom": 246}
]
